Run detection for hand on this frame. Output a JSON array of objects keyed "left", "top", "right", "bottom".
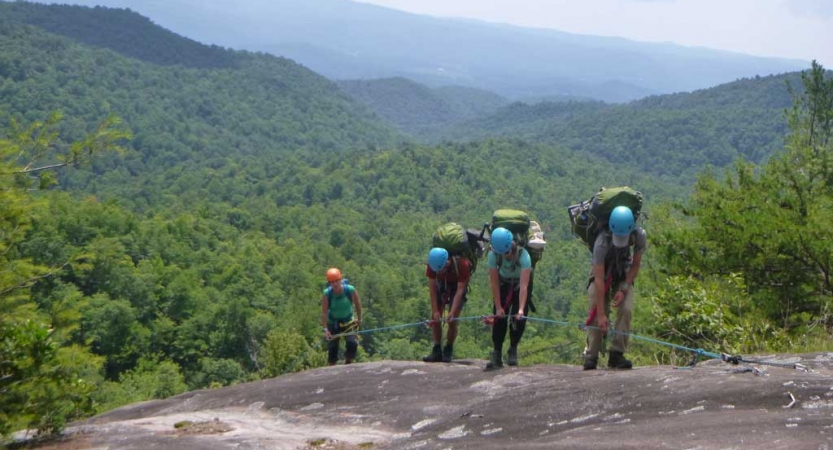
[
  {"left": 445, "top": 310, "right": 459, "bottom": 324},
  {"left": 597, "top": 314, "right": 610, "bottom": 332},
  {"left": 324, "top": 328, "right": 332, "bottom": 340},
  {"left": 356, "top": 317, "right": 362, "bottom": 325},
  {"left": 613, "top": 290, "right": 626, "bottom": 308},
  {"left": 515, "top": 308, "right": 524, "bottom": 321},
  {"left": 432, "top": 310, "right": 442, "bottom": 323},
  {"left": 495, "top": 306, "right": 505, "bottom": 318}
]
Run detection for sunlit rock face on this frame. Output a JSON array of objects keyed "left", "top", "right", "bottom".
[{"left": 46, "top": 355, "right": 833, "bottom": 449}]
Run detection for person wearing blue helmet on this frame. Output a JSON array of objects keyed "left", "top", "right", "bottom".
[
  {"left": 422, "top": 247, "right": 472, "bottom": 363},
  {"left": 485, "top": 227, "right": 533, "bottom": 370},
  {"left": 584, "top": 205, "right": 647, "bottom": 370}
]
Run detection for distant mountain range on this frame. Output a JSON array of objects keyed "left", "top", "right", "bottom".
[
  {"left": 25, "top": 0, "right": 807, "bottom": 103},
  {"left": 339, "top": 72, "right": 799, "bottom": 182}
]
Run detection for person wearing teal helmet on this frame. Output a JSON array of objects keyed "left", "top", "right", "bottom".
[
  {"left": 423, "top": 247, "right": 472, "bottom": 363},
  {"left": 485, "top": 227, "right": 533, "bottom": 370},
  {"left": 584, "top": 205, "right": 647, "bottom": 370}
]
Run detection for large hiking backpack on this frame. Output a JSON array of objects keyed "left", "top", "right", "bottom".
[
  {"left": 431, "top": 222, "right": 487, "bottom": 274},
  {"left": 568, "top": 186, "right": 643, "bottom": 251},
  {"left": 490, "top": 209, "right": 546, "bottom": 268}
]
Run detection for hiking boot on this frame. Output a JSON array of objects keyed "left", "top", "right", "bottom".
[
  {"left": 422, "top": 345, "right": 443, "bottom": 363},
  {"left": 345, "top": 358, "right": 354, "bottom": 365},
  {"left": 608, "top": 351, "right": 633, "bottom": 369},
  {"left": 441, "top": 344, "right": 454, "bottom": 363},
  {"left": 485, "top": 351, "right": 503, "bottom": 370},
  {"left": 507, "top": 346, "right": 518, "bottom": 366},
  {"left": 583, "top": 357, "right": 597, "bottom": 370}
]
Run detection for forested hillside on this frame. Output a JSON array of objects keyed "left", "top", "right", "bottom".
[
  {"left": 337, "top": 77, "right": 508, "bottom": 136},
  {"left": 1, "top": 2, "right": 831, "bottom": 442},
  {"left": 436, "top": 73, "right": 799, "bottom": 182},
  {"left": 0, "top": 1, "right": 242, "bottom": 69},
  {"left": 0, "top": 4, "right": 402, "bottom": 167}
]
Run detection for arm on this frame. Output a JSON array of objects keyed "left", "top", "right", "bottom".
[
  {"left": 625, "top": 251, "right": 643, "bottom": 287},
  {"left": 517, "top": 268, "right": 531, "bottom": 319},
  {"left": 489, "top": 267, "right": 503, "bottom": 316},
  {"left": 613, "top": 251, "right": 643, "bottom": 307},
  {"left": 429, "top": 281, "right": 442, "bottom": 322},
  {"left": 449, "top": 280, "right": 465, "bottom": 319},
  {"left": 448, "top": 259, "right": 470, "bottom": 320},
  {"left": 321, "top": 294, "right": 331, "bottom": 339},
  {"left": 592, "top": 263, "right": 609, "bottom": 331},
  {"left": 351, "top": 289, "right": 362, "bottom": 324}
]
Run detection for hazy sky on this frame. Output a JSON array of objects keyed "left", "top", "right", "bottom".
[{"left": 356, "top": 0, "right": 832, "bottom": 66}]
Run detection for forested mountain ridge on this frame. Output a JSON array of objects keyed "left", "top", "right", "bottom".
[
  {"left": 433, "top": 72, "right": 800, "bottom": 182},
  {"left": 24, "top": 0, "right": 807, "bottom": 103},
  {"left": 338, "top": 71, "right": 798, "bottom": 184},
  {"left": 0, "top": 1, "right": 242, "bottom": 69},
  {"left": 0, "top": 3, "right": 403, "bottom": 169},
  {"left": 337, "top": 77, "right": 509, "bottom": 136}
]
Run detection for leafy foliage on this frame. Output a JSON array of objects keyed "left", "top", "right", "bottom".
[
  {"left": 433, "top": 73, "right": 799, "bottom": 183},
  {"left": 0, "top": 3, "right": 831, "bottom": 442},
  {"left": 653, "top": 61, "right": 833, "bottom": 351},
  {"left": 338, "top": 77, "right": 508, "bottom": 136},
  {"left": 1, "top": 114, "right": 125, "bottom": 437}
]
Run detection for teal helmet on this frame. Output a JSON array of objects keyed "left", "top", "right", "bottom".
[
  {"left": 427, "top": 247, "right": 449, "bottom": 272},
  {"left": 490, "top": 227, "right": 513, "bottom": 254},
  {"left": 609, "top": 206, "right": 635, "bottom": 247}
]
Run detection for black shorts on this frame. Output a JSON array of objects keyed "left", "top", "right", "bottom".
[{"left": 434, "top": 284, "right": 468, "bottom": 311}]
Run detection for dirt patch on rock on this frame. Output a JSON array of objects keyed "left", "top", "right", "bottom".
[{"left": 171, "top": 419, "right": 234, "bottom": 435}]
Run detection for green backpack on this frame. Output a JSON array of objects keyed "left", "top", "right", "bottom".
[
  {"left": 490, "top": 209, "right": 545, "bottom": 268},
  {"left": 431, "top": 222, "right": 487, "bottom": 274},
  {"left": 568, "top": 186, "right": 643, "bottom": 251}
]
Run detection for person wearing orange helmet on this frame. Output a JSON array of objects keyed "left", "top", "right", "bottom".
[{"left": 321, "top": 268, "right": 362, "bottom": 365}]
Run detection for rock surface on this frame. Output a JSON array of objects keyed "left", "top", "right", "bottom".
[{"left": 23, "top": 353, "right": 833, "bottom": 449}]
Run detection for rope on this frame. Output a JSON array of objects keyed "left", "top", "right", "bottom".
[
  {"left": 526, "top": 316, "right": 804, "bottom": 370},
  {"left": 312, "top": 311, "right": 804, "bottom": 372}
]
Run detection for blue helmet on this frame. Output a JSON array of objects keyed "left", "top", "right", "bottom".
[
  {"left": 427, "top": 247, "right": 449, "bottom": 272},
  {"left": 609, "top": 206, "right": 635, "bottom": 235},
  {"left": 490, "top": 227, "right": 513, "bottom": 254},
  {"left": 609, "top": 206, "right": 635, "bottom": 247}
]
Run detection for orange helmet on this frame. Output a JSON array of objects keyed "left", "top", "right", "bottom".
[{"left": 326, "top": 268, "right": 342, "bottom": 282}]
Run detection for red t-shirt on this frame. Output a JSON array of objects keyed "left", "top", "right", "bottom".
[{"left": 426, "top": 257, "right": 471, "bottom": 284}]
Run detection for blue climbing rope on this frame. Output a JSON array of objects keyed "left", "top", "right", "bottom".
[{"left": 318, "top": 312, "right": 801, "bottom": 371}]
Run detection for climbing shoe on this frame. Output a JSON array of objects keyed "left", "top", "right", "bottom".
[
  {"left": 507, "top": 346, "right": 518, "bottom": 366},
  {"left": 485, "top": 351, "right": 503, "bottom": 370},
  {"left": 442, "top": 344, "right": 454, "bottom": 363},
  {"left": 422, "top": 345, "right": 443, "bottom": 363},
  {"left": 608, "top": 351, "right": 633, "bottom": 369},
  {"left": 583, "top": 357, "right": 597, "bottom": 371}
]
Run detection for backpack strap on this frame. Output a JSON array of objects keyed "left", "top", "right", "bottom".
[
  {"left": 327, "top": 281, "right": 351, "bottom": 303},
  {"left": 495, "top": 245, "right": 521, "bottom": 272}
]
